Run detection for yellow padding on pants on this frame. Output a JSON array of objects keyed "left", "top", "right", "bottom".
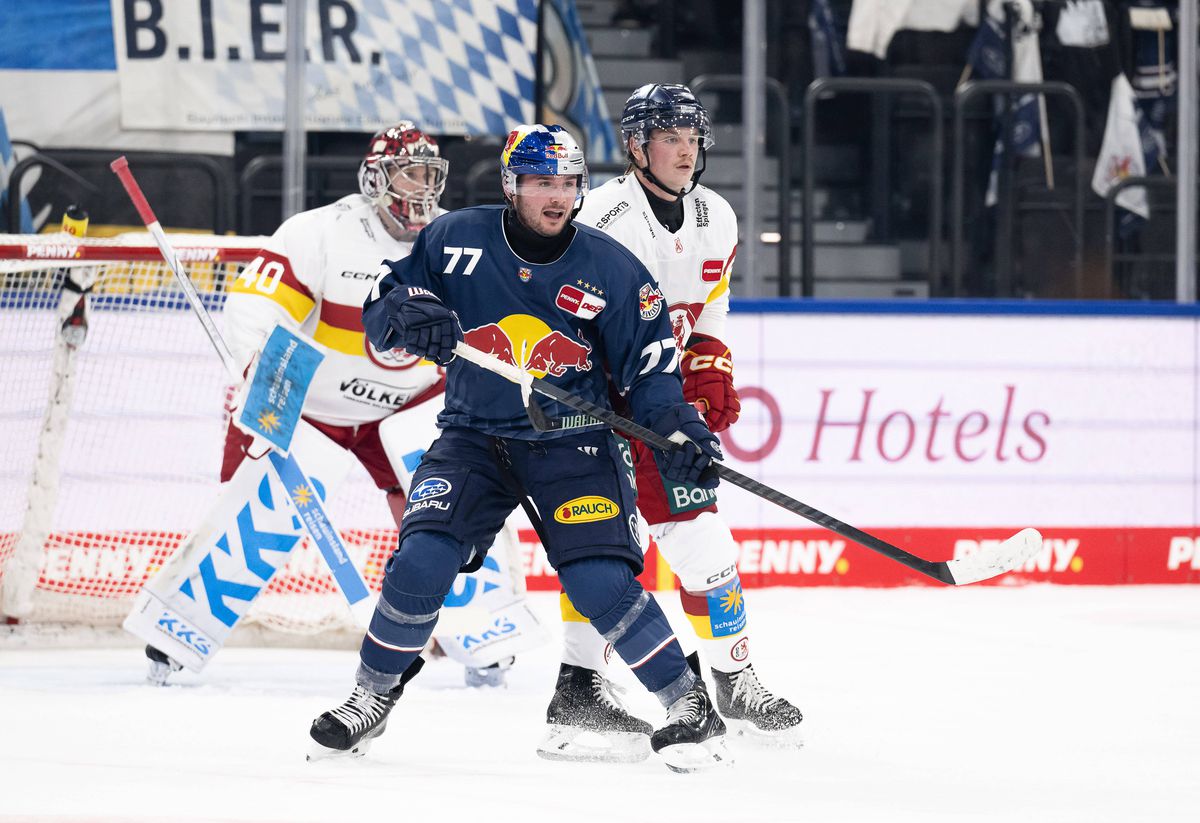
[{"left": 559, "top": 591, "right": 590, "bottom": 623}]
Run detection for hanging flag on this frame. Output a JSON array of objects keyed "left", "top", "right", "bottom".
[
  {"left": 1091, "top": 73, "right": 1150, "bottom": 221},
  {"left": 810, "top": 0, "right": 846, "bottom": 79},
  {"left": 965, "top": 1, "right": 1047, "bottom": 206}
]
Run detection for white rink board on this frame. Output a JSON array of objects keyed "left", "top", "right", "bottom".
[
  {"left": 6, "top": 307, "right": 1200, "bottom": 539},
  {"left": 718, "top": 312, "right": 1200, "bottom": 528}
]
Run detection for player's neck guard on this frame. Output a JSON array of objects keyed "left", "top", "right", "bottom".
[{"left": 503, "top": 206, "right": 577, "bottom": 265}]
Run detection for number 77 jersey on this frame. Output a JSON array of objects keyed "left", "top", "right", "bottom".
[{"left": 364, "top": 204, "right": 688, "bottom": 440}]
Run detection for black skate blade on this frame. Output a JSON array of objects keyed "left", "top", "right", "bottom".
[
  {"left": 537, "top": 725, "right": 650, "bottom": 764},
  {"left": 658, "top": 736, "right": 733, "bottom": 774}
]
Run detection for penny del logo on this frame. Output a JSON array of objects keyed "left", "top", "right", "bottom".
[{"left": 554, "top": 496, "right": 620, "bottom": 524}]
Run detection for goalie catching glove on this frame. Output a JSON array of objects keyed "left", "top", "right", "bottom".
[
  {"left": 681, "top": 335, "right": 739, "bottom": 433},
  {"left": 377, "top": 287, "right": 463, "bottom": 366},
  {"left": 650, "top": 404, "right": 722, "bottom": 489}
]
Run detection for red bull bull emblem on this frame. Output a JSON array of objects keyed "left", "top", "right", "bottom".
[
  {"left": 462, "top": 313, "right": 592, "bottom": 378},
  {"left": 638, "top": 283, "right": 664, "bottom": 320},
  {"left": 518, "top": 267, "right": 532, "bottom": 282}
]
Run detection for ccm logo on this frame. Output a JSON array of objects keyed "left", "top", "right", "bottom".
[
  {"left": 701, "top": 259, "right": 724, "bottom": 282},
  {"left": 689, "top": 354, "right": 733, "bottom": 374}
]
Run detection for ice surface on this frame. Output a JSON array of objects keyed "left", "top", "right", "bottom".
[{"left": 2, "top": 586, "right": 1198, "bottom": 822}]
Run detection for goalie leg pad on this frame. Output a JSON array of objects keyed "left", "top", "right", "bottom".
[
  {"left": 358, "top": 530, "right": 467, "bottom": 691},
  {"left": 557, "top": 557, "right": 692, "bottom": 707}
]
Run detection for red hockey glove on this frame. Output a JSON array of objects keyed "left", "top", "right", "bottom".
[{"left": 681, "top": 335, "right": 740, "bottom": 433}]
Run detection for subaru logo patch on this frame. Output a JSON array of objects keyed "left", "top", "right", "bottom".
[{"left": 411, "top": 477, "right": 452, "bottom": 502}]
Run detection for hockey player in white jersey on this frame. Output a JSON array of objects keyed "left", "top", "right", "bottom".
[
  {"left": 142, "top": 122, "right": 535, "bottom": 687},
  {"left": 539, "top": 85, "right": 803, "bottom": 757}
]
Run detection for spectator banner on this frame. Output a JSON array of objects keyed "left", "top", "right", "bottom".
[{"left": 111, "top": 0, "right": 539, "bottom": 133}]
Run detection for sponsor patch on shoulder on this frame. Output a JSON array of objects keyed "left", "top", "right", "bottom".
[
  {"left": 701, "top": 259, "right": 724, "bottom": 282},
  {"left": 638, "top": 283, "right": 664, "bottom": 320},
  {"left": 555, "top": 284, "right": 607, "bottom": 319},
  {"left": 554, "top": 495, "right": 619, "bottom": 524}
]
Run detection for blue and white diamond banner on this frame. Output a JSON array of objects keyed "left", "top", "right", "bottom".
[{"left": 110, "top": 0, "right": 538, "bottom": 134}]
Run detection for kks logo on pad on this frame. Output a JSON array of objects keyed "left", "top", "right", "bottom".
[{"left": 463, "top": 314, "right": 591, "bottom": 378}]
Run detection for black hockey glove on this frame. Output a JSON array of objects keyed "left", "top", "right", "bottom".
[
  {"left": 383, "top": 287, "right": 463, "bottom": 366},
  {"left": 650, "top": 404, "right": 722, "bottom": 489}
]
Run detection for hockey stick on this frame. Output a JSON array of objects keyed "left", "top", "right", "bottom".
[
  {"left": 110, "top": 157, "right": 374, "bottom": 626},
  {"left": 453, "top": 341, "right": 1043, "bottom": 586}
]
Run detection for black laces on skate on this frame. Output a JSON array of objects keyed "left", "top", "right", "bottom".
[{"left": 327, "top": 685, "right": 393, "bottom": 734}]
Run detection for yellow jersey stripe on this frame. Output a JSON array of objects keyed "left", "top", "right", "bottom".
[
  {"left": 227, "top": 278, "right": 314, "bottom": 323},
  {"left": 314, "top": 321, "right": 366, "bottom": 357}
]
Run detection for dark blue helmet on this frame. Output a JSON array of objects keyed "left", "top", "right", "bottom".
[
  {"left": 620, "top": 83, "right": 714, "bottom": 155},
  {"left": 620, "top": 84, "right": 712, "bottom": 195}
]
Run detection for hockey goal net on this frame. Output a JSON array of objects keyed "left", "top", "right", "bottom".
[{"left": 0, "top": 232, "right": 398, "bottom": 637}]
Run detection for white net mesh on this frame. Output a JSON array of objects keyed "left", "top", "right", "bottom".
[{"left": 0, "top": 232, "right": 398, "bottom": 635}]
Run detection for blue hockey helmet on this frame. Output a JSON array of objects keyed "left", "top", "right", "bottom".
[
  {"left": 500, "top": 124, "right": 588, "bottom": 210},
  {"left": 620, "top": 84, "right": 713, "bottom": 194}
]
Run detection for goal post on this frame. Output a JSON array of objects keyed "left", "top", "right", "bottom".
[{"left": 0, "top": 232, "right": 399, "bottom": 638}]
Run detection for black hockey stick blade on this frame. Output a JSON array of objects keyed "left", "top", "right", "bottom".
[{"left": 452, "top": 342, "right": 1044, "bottom": 586}]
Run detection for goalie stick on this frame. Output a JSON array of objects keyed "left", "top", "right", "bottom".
[
  {"left": 110, "top": 156, "right": 373, "bottom": 626},
  {"left": 452, "top": 341, "right": 1043, "bottom": 586}
]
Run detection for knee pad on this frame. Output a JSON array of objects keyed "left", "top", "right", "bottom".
[
  {"left": 555, "top": 557, "right": 637, "bottom": 622},
  {"left": 651, "top": 512, "right": 739, "bottom": 592},
  {"left": 372, "top": 531, "right": 467, "bottom": 645}
]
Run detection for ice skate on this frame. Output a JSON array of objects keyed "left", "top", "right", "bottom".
[
  {"left": 712, "top": 664, "right": 803, "bottom": 747},
  {"left": 307, "top": 658, "right": 424, "bottom": 761},
  {"left": 650, "top": 656, "right": 731, "bottom": 773},
  {"left": 465, "top": 656, "right": 515, "bottom": 688},
  {"left": 537, "top": 663, "right": 653, "bottom": 764},
  {"left": 144, "top": 645, "right": 182, "bottom": 687}
]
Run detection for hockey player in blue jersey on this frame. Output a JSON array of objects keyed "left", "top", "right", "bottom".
[{"left": 307, "top": 124, "right": 730, "bottom": 772}]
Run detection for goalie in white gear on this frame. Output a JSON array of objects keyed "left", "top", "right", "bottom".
[
  {"left": 538, "top": 85, "right": 803, "bottom": 757},
  {"left": 142, "top": 122, "right": 533, "bottom": 687}
]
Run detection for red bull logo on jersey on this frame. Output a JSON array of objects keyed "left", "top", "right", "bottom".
[
  {"left": 554, "top": 495, "right": 620, "bottom": 524},
  {"left": 638, "top": 283, "right": 664, "bottom": 320},
  {"left": 462, "top": 314, "right": 592, "bottom": 378}
]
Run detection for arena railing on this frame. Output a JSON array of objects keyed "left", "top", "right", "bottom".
[
  {"left": 5, "top": 150, "right": 234, "bottom": 235},
  {"left": 691, "top": 73, "right": 792, "bottom": 296},
  {"left": 803, "top": 77, "right": 943, "bottom": 298},
  {"left": 951, "top": 80, "right": 1085, "bottom": 298}
]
